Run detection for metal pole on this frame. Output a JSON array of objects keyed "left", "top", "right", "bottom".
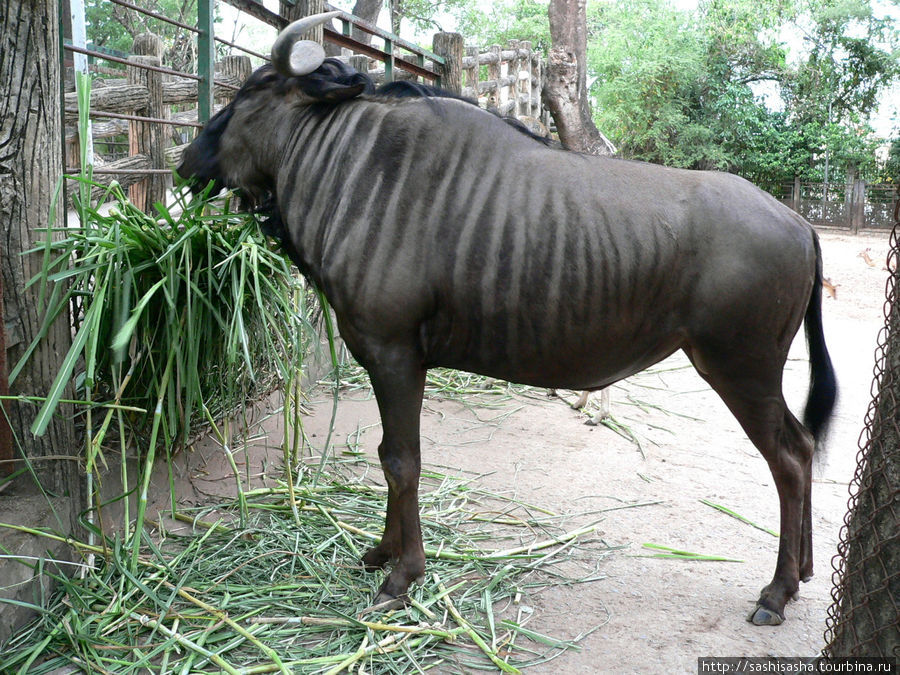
[
  {"left": 69, "top": 0, "right": 94, "bottom": 165},
  {"left": 197, "top": 0, "right": 215, "bottom": 125}
]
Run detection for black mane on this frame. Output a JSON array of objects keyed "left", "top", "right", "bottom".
[
  {"left": 243, "top": 57, "right": 558, "bottom": 241},
  {"left": 272, "top": 58, "right": 557, "bottom": 147}
]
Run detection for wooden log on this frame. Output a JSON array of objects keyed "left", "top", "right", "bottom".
[
  {"left": 133, "top": 32, "right": 163, "bottom": 59},
  {"left": 507, "top": 40, "right": 519, "bottom": 118},
  {"left": 432, "top": 32, "right": 463, "bottom": 94},
  {"left": 63, "top": 76, "right": 243, "bottom": 123},
  {"left": 280, "top": 0, "right": 325, "bottom": 42},
  {"left": 473, "top": 75, "right": 517, "bottom": 96},
  {"left": 90, "top": 154, "right": 152, "bottom": 200},
  {"left": 349, "top": 54, "right": 369, "bottom": 75},
  {"left": 215, "top": 55, "right": 252, "bottom": 100},
  {"left": 161, "top": 73, "right": 245, "bottom": 105},
  {"left": 128, "top": 34, "right": 168, "bottom": 212},
  {"left": 96, "top": 153, "right": 152, "bottom": 174},
  {"left": 65, "top": 117, "right": 129, "bottom": 142},
  {"left": 519, "top": 41, "right": 533, "bottom": 118},
  {"left": 169, "top": 103, "right": 225, "bottom": 128},
  {"left": 63, "top": 84, "right": 150, "bottom": 115},
  {"left": 94, "top": 78, "right": 128, "bottom": 88},
  {"left": 464, "top": 45, "right": 478, "bottom": 101},
  {"left": 497, "top": 100, "right": 516, "bottom": 116},
  {"left": 166, "top": 143, "right": 189, "bottom": 168},
  {"left": 461, "top": 48, "right": 529, "bottom": 70},
  {"left": 487, "top": 45, "right": 501, "bottom": 109}
]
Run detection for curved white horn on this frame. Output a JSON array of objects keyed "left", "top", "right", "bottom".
[{"left": 271, "top": 10, "right": 342, "bottom": 76}]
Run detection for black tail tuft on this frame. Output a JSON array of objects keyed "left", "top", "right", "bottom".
[{"left": 803, "top": 233, "right": 838, "bottom": 445}]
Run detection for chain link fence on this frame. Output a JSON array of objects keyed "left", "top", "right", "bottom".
[{"left": 823, "top": 187, "right": 900, "bottom": 658}]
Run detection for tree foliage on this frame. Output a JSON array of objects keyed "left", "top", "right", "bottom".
[
  {"left": 459, "top": 0, "right": 552, "bottom": 52},
  {"left": 84, "top": 0, "right": 199, "bottom": 71},
  {"left": 586, "top": 0, "right": 898, "bottom": 189}
]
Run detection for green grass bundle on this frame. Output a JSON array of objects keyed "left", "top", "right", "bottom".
[{"left": 21, "top": 179, "right": 311, "bottom": 452}]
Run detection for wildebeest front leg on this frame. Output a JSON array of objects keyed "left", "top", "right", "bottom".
[{"left": 359, "top": 350, "right": 427, "bottom": 607}]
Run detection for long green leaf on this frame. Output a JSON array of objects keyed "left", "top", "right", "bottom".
[
  {"left": 111, "top": 278, "right": 166, "bottom": 354},
  {"left": 30, "top": 283, "right": 107, "bottom": 436}
]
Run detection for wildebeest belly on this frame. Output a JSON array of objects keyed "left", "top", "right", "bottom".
[{"left": 417, "top": 276, "right": 687, "bottom": 391}]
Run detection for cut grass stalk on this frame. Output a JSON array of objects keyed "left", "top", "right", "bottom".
[
  {"left": 640, "top": 542, "right": 743, "bottom": 562},
  {"left": 436, "top": 575, "right": 521, "bottom": 675},
  {"left": 2, "top": 464, "right": 609, "bottom": 673},
  {"left": 131, "top": 612, "right": 241, "bottom": 675},
  {"left": 699, "top": 499, "right": 779, "bottom": 537}
]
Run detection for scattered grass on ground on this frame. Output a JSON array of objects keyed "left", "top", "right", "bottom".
[{"left": 0, "top": 462, "right": 612, "bottom": 674}]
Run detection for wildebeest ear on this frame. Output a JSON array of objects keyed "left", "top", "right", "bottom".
[
  {"left": 314, "top": 81, "right": 368, "bottom": 102},
  {"left": 295, "top": 65, "right": 372, "bottom": 102}
]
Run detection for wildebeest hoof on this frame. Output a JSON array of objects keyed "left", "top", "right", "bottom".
[
  {"left": 361, "top": 548, "right": 391, "bottom": 572},
  {"left": 801, "top": 574, "right": 813, "bottom": 583},
  {"left": 747, "top": 604, "right": 784, "bottom": 626}
]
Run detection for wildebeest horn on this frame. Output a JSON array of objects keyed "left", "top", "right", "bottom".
[{"left": 271, "top": 11, "right": 342, "bottom": 76}]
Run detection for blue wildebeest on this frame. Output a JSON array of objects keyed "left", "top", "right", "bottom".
[{"left": 178, "top": 12, "right": 837, "bottom": 626}]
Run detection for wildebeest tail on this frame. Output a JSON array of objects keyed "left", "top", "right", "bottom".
[{"left": 803, "top": 233, "right": 838, "bottom": 446}]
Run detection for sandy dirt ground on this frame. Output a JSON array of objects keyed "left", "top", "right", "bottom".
[{"left": 153, "top": 229, "right": 895, "bottom": 674}]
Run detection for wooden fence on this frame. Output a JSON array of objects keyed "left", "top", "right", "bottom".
[
  {"left": 462, "top": 41, "right": 549, "bottom": 133},
  {"left": 776, "top": 178, "right": 896, "bottom": 232},
  {"left": 64, "top": 5, "right": 555, "bottom": 215},
  {"left": 64, "top": 32, "right": 251, "bottom": 212}
]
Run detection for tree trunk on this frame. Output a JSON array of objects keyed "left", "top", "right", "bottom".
[
  {"left": 389, "top": 0, "right": 402, "bottom": 35},
  {"left": 0, "top": 2, "right": 79, "bottom": 499},
  {"left": 281, "top": 0, "right": 338, "bottom": 56},
  {"left": 280, "top": 0, "right": 326, "bottom": 40},
  {"left": 544, "top": 0, "right": 615, "bottom": 155},
  {"left": 350, "top": 0, "right": 381, "bottom": 45}
]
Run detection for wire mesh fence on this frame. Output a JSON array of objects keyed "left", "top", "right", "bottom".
[{"left": 823, "top": 186, "right": 900, "bottom": 658}]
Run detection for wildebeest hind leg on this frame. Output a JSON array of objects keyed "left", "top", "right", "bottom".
[
  {"left": 359, "top": 349, "right": 427, "bottom": 608},
  {"left": 685, "top": 347, "right": 814, "bottom": 626}
]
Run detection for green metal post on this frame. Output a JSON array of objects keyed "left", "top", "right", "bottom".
[
  {"left": 384, "top": 38, "right": 393, "bottom": 82},
  {"left": 197, "top": 0, "right": 215, "bottom": 125}
]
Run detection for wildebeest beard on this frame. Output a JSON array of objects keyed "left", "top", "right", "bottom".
[{"left": 246, "top": 192, "right": 306, "bottom": 272}]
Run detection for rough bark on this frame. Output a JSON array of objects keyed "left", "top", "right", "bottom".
[
  {"left": 279, "top": 0, "right": 339, "bottom": 56},
  {"left": 63, "top": 85, "right": 151, "bottom": 116},
  {"left": 544, "top": 0, "right": 615, "bottom": 155},
  {"left": 128, "top": 34, "right": 167, "bottom": 212},
  {"left": 350, "top": 0, "right": 382, "bottom": 45},
  {"left": 433, "top": 32, "right": 464, "bottom": 95},
  {"left": 0, "top": 1, "right": 79, "bottom": 498}
]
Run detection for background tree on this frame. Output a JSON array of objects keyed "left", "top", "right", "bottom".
[
  {"left": 347, "top": 0, "right": 383, "bottom": 44},
  {"left": 587, "top": 0, "right": 898, "bottom": 189},
  {"left": 544, "top": 0, "right": 615, "bottom": 154},
  {"left": 780, "top": 0, "right": 899, "bottom": 184},
  {"left": 82, "top": 0, "right": 198, "bottom": 72},
  {"left": 458, "top": 0, "right": 552, "bottom": 52}
]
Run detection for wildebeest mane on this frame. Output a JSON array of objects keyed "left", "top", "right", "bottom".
[
  {"left": 242, "top": 57, "right": 557, "bottom": 241},
  {"left": 259, "top": 58, "right": 556, "bottom": 147}
]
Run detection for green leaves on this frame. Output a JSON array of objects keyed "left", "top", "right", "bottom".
[
  {"left": 586, "top": 0, "right": 898, "bottom": 186},
  {"left": 21, "top": 179, "right": 310, "bottom": 448}
]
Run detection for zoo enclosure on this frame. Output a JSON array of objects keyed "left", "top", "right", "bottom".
[
  {"left": 61, "top": 0, "right": 552, "bottom": 212},
  {"left": 776, "top": 179, "right": 896, "bottom": 232}
]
